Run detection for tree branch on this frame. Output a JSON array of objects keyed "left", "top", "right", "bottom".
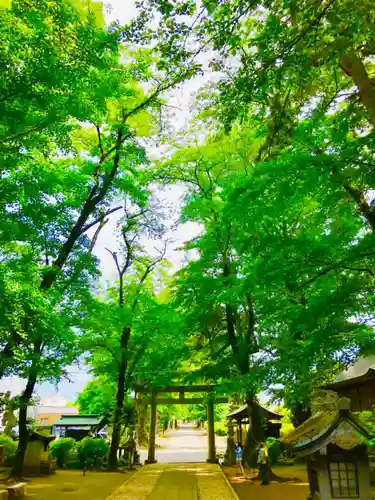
[
  {"left": 340, "top": 50, "right": 375, "bottom": 127},
  {"left": 95, "top": 125, "right": 105, "bottom": 159},
  {"left": 105, "top": 248, "right": 122, "bottom": 278},
  {"left": 88, "top": 217, "right": 109, "bottom": 256},
  {"left": 132, "top": 243, "right": 168, "bottom": 312},
  {"left": 299, "top": 254, "right": 375, "bottom": 289},
  {"left": 81, "top": 206, "right": 122, "bottom": 235}
]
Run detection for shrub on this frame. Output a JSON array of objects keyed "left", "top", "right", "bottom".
[
  {"left": 76, "top": 437, "right": 109, "bottom": 468},
  {"left": 358, "top": 411, "right": 375, "bottom": 453},
  {"left": 214, "top": 422, "right": 227, "bottom": 436},
  {"left": 0, "top": 434, "right": 17, "bottom": 466},
  {"left": 280, "top": 422, "right": 295, "bottom": 438},
  {"left": 215, "top": 428, "right": 227, "bottom": 436},
  {"left": 266, "top": 437, "right": 281, "bottom": 465},
  {"left": 50, "top": 437, "right": 76, "bottom": 468}
]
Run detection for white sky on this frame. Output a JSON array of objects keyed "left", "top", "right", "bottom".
[{"left": 92, "top": 0, "right": 211, "bottom": 281}]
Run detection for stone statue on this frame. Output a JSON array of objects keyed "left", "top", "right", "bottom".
[
  {"left": 135, "top": 396, "right": 148, "bottom": 448},
  {"left": 120, "top": 425, "right": 140, "bottom": 467},
  {"left": 1, "top": 391, "right": 17, "bottom": 437}
]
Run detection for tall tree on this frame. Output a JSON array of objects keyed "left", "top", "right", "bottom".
[
  {"left": 82, "top": 201, "right": 186, "bottom": 469},
  {"left": 153, "top": 121, "right": 375, "bottom": 465}
]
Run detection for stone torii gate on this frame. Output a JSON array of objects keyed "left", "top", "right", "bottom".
[{"left": 134, "top": 385, "right": 228, "bottom": 464}]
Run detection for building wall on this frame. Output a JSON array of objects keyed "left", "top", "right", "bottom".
[
  {"left": 37, "top": 413, "right": 66, "bottom": 426},
  {"left": 337, "top": 380, "right": 375, "bottom": 412},
  {"left": 357, "top": 457, "right": 372, "bottom": 500},
  {"left": 26, "top": 406, "right": 78, "bottom": 426}
]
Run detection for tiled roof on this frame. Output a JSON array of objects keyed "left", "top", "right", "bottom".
[
  {"left": 227, "top": 403, "right": 282, "bottom": 421},
  {"left": 282, "top": 409, "right": 372, "bottom": 455},
  {"left": 282, "top": 411, "right": 338, "bottom": 448},
  {"left": 55, "top": 414, "right": 102, "bottom": 426},
  {"left": 325, "top": 356, "right": 375, "bottom": 389}
]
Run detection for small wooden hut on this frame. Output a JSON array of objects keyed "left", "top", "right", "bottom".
[
  {"left": 283, "top": 397, "right": 372, "bottom": 499},
  {"left": 227, "top": 403, "right": 282, "bottom": 445}
]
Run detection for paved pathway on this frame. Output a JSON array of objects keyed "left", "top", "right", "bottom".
[
  {"left": 138, "top": 424, "right": 226, "bottom": 463},
  {"left": 107, "top": 463, "right": 238, "bottom": 500}
]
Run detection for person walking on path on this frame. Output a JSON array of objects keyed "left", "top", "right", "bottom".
[
  {"left": 257, "top": 442, "right": 269, "bottom": 485},
  {"left": 235, "top": 442, "right": 244, "bottom": 476}
]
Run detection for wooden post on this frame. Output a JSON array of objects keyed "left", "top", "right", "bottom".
[
  {"left": 206, "top": 392, "right": 218, "bottom": 463},
  {"left": 146, "top": 390, "right": 157, "bottom": 464}
]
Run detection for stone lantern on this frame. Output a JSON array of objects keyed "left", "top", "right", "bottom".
[{"left": 223, "top": 421, "right": 236, "bottom": 466}]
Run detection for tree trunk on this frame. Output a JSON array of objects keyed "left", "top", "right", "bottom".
[
  {"left": 108, "top": 259, "right": 131, "bottom": 471},
  {"left": 291, "top": 403, "right": 311, "bottom": 427},
  {"left": 342, "top": 182, "right": 375, "bottom": 232},
  {"left": 108, "top": 354, "right": 127, "bottom": 471},
  {"left": 243, "top": 397, "right": 294, "bottom": 483},
  {"left": 243, "top": 395, "right": 264, "bottom": 467},
  {"left": 11, "top": 371, "right": 37, "bottom": 478},
  {"left": 340, "top": 51, "right": 375, "bottom": 128}
]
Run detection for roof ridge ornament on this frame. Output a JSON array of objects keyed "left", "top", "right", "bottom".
[{"left": 337, "top": 396, "right": 351, "bottom": 412}]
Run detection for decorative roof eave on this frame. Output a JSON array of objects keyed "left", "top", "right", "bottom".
[
  {"left": 325, "top": 369, "right": 375, "bottom": 390},
  {"left": 282, "top": 410, "right": 372, "bottom": 457},
  {"left": 282, "top": 412, "right": 340, "bottom": 453}
]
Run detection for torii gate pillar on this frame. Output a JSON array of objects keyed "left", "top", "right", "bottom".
[
  {"left": 206, "top": 392, "right": 218, "bottom": 463},
  {"left": 145, "top": 390, "right": 157, "bottom": 464}
]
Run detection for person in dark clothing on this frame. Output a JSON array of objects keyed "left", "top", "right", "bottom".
[{"left": 257, "top": 442, "right": 269, "bottom": 485}]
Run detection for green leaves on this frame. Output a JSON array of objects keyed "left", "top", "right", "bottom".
[
  {"left": 151, "top": 98, "right": 375, "bottom": 404},
  {"left": 76, "top": 379, "right": 117, "bottom": 416}
]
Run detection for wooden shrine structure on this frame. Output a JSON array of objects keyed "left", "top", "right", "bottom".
[
  {"left": 134, "top": 385, "right": 228, "bottom": 464},
  {"left": 283, "top": 397, "right": 372, "bottom": 499},
  {"left": 324, "top": 355, "right": 375, "bottom": 412},
  {"left": 226, "top": 403, "right": 282, "bottom": 444}
]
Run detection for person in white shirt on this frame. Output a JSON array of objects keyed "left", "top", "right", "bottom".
[{"left": 257, "top": 442, "right": 269, "bottom": 485}]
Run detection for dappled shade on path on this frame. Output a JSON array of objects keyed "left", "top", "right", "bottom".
[
  {"left": 224, "top": 464, "right": 310, "bottom": 500},
  {"left": 25, "top": 470, "right": 135, "bottom": 500}
]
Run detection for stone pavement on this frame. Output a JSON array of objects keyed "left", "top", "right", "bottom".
[
  {"left": 138, "top": 424, "right": 226, "bottom": 463},
  {"left": 107, "top": 463, "right": 238, "bottom": 500}
]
